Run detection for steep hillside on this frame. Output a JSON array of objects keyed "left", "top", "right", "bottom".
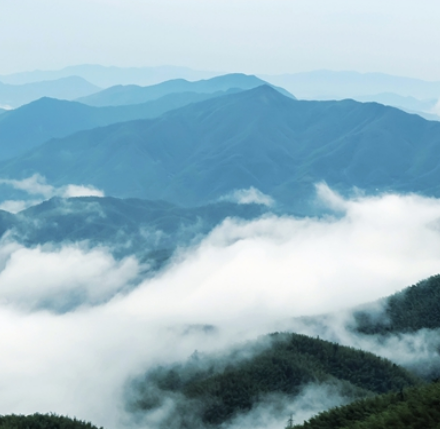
[
  {"left": 129, "top": 332, "right": 420, "bottom": 428},
  {"left": 353, "top": 275, "right": 440, "bottom": 334},
  {"left": 291, "top": 380, "right": 440, "bottom": 429}
]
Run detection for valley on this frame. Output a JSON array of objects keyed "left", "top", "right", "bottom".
[{"left": 0, "top": 66, "right": 439, "bottom": 429}]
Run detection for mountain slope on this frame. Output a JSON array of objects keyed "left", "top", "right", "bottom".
[
  {"left": 292, "top": 381, "right": 440, "bottom": 429},
  {"left": 130, "top": 332, "right": 420, "bottom": 428},
  {"left": 77, "top": 73, "right": 293, "bottom": 106},
  {"left": 0, "top": 196, "right": 268, "bottom": 312},
  {"left": 353, "top": 275, "right": 440, "bottom": 334},
  {"left": 0, "top": 76, "right": 100, "bottom": 108},
  {"left": 2, "top": 195, "right": 267, "bottom": 272},
  {"left": 2, "top": 86, "right": 440, "bottom": 212},
  {"left": 0, "top": 90, "right": 239, "bottom": 160},
  {"left": 0, "top": 413, "right": 103, "bottom": 429}
]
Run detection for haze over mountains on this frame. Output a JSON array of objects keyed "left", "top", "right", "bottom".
[
  {"left": 0, "top": 64, "right": 219, "bottom": 88},
  {"left": 2, "top": 65, "right": 439, "bottom": 120},
  {"left": 0, "top": 65, "right": 440, "bottom": 429},
  {"left": 0, "top": 73, "right": 290, "bottom": 161},
  {"left": 263, "top": 70, "right": 440, "bottom": 121},
  {"left": 0, "top": 76, "right": 100, "bottom": 109},
  {"left": 263, "top": 70, "right": 440, "bottom": 99},
  {"left": 76, "top": 73, "right": 293, "bottom": 106},
  {"left": 0, "top": 91, "right": 236, "bottom": 160},
  {"left": 2, "top": 85, "right": 440, "bottom": 213}
]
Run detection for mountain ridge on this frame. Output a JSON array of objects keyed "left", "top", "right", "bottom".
[
  {"left": 76, "top": 73, "right": 294, "bottom": 106},
  {"left": 1, "top": 85, "right": 440, "bottom": 213},
  {"left": 0, "top": 88, "right": 242, "bottom": 160},
  {"left": 0, "top": 76, "right": 100, "bottom": 108}
]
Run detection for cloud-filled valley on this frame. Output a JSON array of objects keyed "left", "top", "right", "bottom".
[
  {"left": 1, "top": 67, "right": 440, "bottom": 429},
  {"left": 0, "top": 186, "right": 439, "bottom": 428}
]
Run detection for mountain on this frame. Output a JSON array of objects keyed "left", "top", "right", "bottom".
[
  {"left": 0, "top": 413, "right": 103, "bottom": 429},
  {"left": 352, "top": 275, "right": 440, "bottom": 335},
  {"left": 129, "top": 332, "right": 420, "bottom": 428},
  {"left": 0, "top": 90, "right": 240, "bottom": 160},
  {"left": 2, "top": 85, "right": 440, "bottom": 213},
  {"left": 0, "top": 107, "right": 6, "bottom": 115},
  {"left": 77, "top": 73, "right": 293, "bottom": 106},
  {"left": 262, "top": 70, "right": 440, "bottom": 100},
  {"left": 6, "top": 196, "right": 267, "bottom": 259},
  {"left": 0, "top": 64, "right": 219, "bottom": 87},
  {"left": 0, "top": 196, "right": 268, "bottom": 312},
  {"left": 292, "top": 380, "right": 440, "bottom": 429},
  {"left": 0, "top": 76, "right": 101, "bottom": 108},
  {"left": 353, "top": 92, "right": 437, "bottom": 114}
]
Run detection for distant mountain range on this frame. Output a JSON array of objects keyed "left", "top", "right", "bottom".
[
  {"left": 0, "top": 89, "right": 240, "bottom": 160},
  {"left": 0, "top": 64, "right": 219, "bottom": 88},
  {"left": 263, "top": 70, "right": 440, "bottom": 120},
  {"left": 1, "top": 85, "right": 440, "bottom": 213},
  {"left": 263, "top": 70, "right": 440, "bottom": 100},
  {"left": 0, "top": 76, "right": 100, "bottom": 108},
  {"left": 0, "top": 73, "right": 286, "bottom": 160},
  {"left": 77, "top": 73, "right": 293, "bottom": 106}
]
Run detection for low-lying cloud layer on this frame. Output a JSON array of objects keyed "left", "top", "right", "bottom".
[
  {"left": 220, "top": 187, "right": 275, "bottom": 206},
  {"left": 0, "top": 174, "right": 104, "bottom": 213},
  {"left": 0, "top": 186, "right": 439, "bottom": 428},
  {"left": 0, "top": 243, "right": 140, "bottom": 311}
]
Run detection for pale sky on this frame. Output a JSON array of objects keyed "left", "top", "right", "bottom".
[{"left": 1, "top": 0, "right": 440, "bottom": 80}]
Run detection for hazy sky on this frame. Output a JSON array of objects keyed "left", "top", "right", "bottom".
[{"left": 1, "top": 0, "right": 440, "bottom": 79}]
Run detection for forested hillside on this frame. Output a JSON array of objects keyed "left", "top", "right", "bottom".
[
  {"left": 353, "top": 275, "right": 440, "bottom": 334},
  {"left": 0, "top": 414, "right": 102, "bottom": 429},
  {"left": 130, "top": 332, "right": 420, "bottom": 427},
  {"left": 292, "top": 380, "right": 440, "bottom": 429}
]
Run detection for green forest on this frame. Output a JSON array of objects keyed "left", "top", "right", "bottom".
[
  {"left": 0, "top": 414, "right": 102, "bottom": 429},
  {"left": 353, "top": 274, "right": 440, "bottom": 334},
  {"left": 131, "top": 332, "right": 420, "bottom": 426},
  {"left": 291, "top": 380, "right": 440, "bottom": 429}
]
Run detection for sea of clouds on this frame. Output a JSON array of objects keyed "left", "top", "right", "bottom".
[{"left": 0, "top": 184, "right": 439, "bottom": 428}]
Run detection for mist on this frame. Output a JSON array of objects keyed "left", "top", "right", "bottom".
[
  {"left": 0, "top": 186, "right": 440, "bottom": 428},
  {"left": 0, "top": 174, "right": 104, "bottom": 213}
]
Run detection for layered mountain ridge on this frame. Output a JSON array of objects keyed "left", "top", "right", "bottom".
[{"left": 2, "top": 85, "right": 440, "bottom": 213}]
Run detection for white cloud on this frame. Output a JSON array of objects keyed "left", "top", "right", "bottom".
[
  {"left": 0, "top": 174, "right": 104, "bottom": 212},
  {"left": 0, "top": 175, "right": 55, "bottom": 199},
  {"left": 0, "top": 200, "right": 40, "bottom": 214},
  {"left": 0, "top": 244, "right": 140, "bottom": 310},
  {"left": 227, "top": 383, "right": 356, "bottom": 429},
  {"left": 0, "top": 187, "right": 439, "bottom": 427},
  {"left": 62, "top": 184, "right": 105, "bottom": 198},
  {"left": 220, "top": 187, "right": 274, "bottom": 206}
]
